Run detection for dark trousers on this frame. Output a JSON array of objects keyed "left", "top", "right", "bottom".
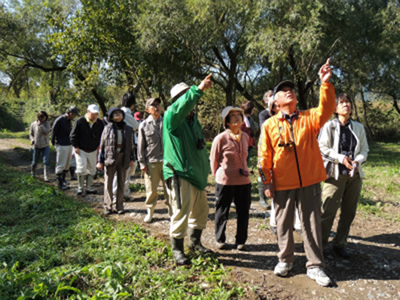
[{"left": 214, "top": 183, "right": 251, "bottom": 245}]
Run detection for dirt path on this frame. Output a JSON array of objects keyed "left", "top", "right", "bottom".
[{"left": 1, "top": 138, "right": 399, "bottom": 300}]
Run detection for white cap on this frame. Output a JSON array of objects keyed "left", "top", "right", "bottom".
[
  {"left": 221, "top": 106, "right": 244, "bottom": 128},
  {"left": 170, "top": 82, "right": 190, "bottom": 102},
  {"left": 87, "top": 104, "right": 100, "bottom": 114}
]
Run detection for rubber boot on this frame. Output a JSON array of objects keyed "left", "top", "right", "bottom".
[
  {"left": 188, "top": 228, "right": 212, "bottom": 254},
  {"left": 69, "top": 167, "right": 77, "bottom": 180},
  {"left": 77, "top": 174, "right": 84, "bottom": 195},
  {"left": 86, "top": 174, "right": 97, "bottom": 194},
  {"left": 258, "top": 181, "right": 269, "bottom": 208},
  {"left": 31, "top": 165, "right": 36, "bottom": 178},
  {"left": 44, "top": 166, "right": 49, "bottom": 182},
  {"left": 57, "top": 173, "right": 68, "bottom": 190},
  {"left": 171, "top": 238, "right": 189, "bottom": 265}
]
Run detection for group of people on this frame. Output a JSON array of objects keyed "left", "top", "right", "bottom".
[{"left": 29, "top": 59, "right": 369, "bottom": 287}]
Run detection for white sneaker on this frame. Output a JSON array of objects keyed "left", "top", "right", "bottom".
[
  {"left": 274, "top": 262, "right": 293, "bottom": 277},
  {"left": 307, "top": 268, "right": 331, "bottom": 287},
  {"left": 144, "top": 207, "right": 154, "bottom": 223}
]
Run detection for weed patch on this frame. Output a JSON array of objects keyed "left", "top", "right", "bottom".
[{"left": 0, "top": 158, "right": 245, "bottom": 299}]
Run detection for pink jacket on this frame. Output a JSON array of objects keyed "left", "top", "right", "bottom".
[{"left": 210, "top": 130, "right": 251, "bottom": 186}]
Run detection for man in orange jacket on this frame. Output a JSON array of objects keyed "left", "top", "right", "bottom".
[{"left": 258, "top": 59, "right": 335, "bottom": 287}]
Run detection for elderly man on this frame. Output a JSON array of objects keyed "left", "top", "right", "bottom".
[
  {"left": 138, "top": 97, "right": 171, "bottom": 223},
  {"left": 70, "top": 104, "right": 104, "bottom": 195},
  {"left": 52, "top": 106, "right": 79, "bottom": 190},
  {"left": 163, "top": 74, "right": 213, "bottom": 265},
  {"left": 258, "top": 59, "right": 335, "bottom": 287}
]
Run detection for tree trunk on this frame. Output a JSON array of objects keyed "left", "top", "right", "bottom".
[
  {"left": 392, "top": 96, "right": 400, "bottom": 114},
  {"left": 359, "top": 84, "right": 373, "bottom": 139}
]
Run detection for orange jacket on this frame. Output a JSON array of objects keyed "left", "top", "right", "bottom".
[{"left": 258, "top": 82, "right": 336, "bottom": 191}]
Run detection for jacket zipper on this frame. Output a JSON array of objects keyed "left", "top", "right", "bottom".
[{"left": 289, "top": 121, "right": 303, "bottom": 187}]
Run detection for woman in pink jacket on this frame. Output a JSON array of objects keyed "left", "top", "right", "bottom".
[{"left": 210, "top": 106, "right": 251, "bottom": 251}]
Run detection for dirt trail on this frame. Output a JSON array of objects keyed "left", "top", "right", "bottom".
[{"left": 1, "top": 138, "right": 399, "bottom": 300}]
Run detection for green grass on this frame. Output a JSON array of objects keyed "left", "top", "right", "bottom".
[
  {"left": 0, "top": 129, "right": 29, "bottom": 140},
  {"left": 357, "top": 142, "right": 400, "bottom": 220},
  {"left": 0, "top": 158, "right": 245, "bottom": 299}
]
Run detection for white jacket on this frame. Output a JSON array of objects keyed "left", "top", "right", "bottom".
[{"left": 318, "top": 118, "right": 369, "bottom": 180}]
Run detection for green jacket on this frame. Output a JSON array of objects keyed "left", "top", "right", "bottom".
[{"left": 163, "top": 85, "right": 210, "bottom": 190}]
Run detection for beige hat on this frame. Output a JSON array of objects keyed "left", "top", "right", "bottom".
[
  {"left": 145, "top": 97, "right": 161, "bottom": 108},
  {"left": 169, "top": 82, "right": 190, "bottom": 103},
  {"left": 221, "top": 106, "right": 244, "bottom": 128}
]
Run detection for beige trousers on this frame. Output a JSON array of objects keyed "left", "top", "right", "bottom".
[
  {"left": 166, "top": 177, "right": 209, "bottom": 239},
  {"left": 144, "top": 162, "right": 169, "bottom": 209},
  {"left": 75, "top": 149, "right": 97, "bottom": 176},
  {"left": 274, "top": 183, "right": 325, "bottom": 269},
  {"left": 55, "top": 145, "right": 73, "bottom": 174}
]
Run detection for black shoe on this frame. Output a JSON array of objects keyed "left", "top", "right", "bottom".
[
  {"left": 333, "top": 246, "right": 350, "bottom": 259},
  {"left": 117, "top": 210, "right": 125, "bottom": 215},
  {"left": 86, "top": 189, "right": 97, "bottom": 194}
]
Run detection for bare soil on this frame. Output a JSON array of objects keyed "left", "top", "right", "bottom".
[{"left": 1, "top": 138, "right": 399, "bottom": 300}]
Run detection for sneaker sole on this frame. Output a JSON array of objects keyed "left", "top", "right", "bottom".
[{"left": 307, "top": 274, "right": 331, "bottom": 287}]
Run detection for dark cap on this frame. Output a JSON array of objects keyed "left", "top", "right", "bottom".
[
  {"left": 273, "top": 81, "right": 295, "bottom": 98},
  {"left": 145, "top": 97, "right": 161, "bottom": 109},
  {"left": 66, "top": 106, "right": 80, "bottom": 115}
]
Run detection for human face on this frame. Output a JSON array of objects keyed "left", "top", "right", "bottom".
[
  {"left": 87, "top": 111, "right": 99, "bottom": 122},
  {"left": 275, "top": 87, "right": 297, "bottom": 113},
  {"left": 226, "top": 111, "right": 243, "bottom": 129},
  {"left": 336, "top": 97, "right": 352, "bottom": 117},
  {"left": 146, "top": 103, "right": 162, "bottom": 120},
  {"left": 112, "top": 111, "right": 123, "bottom": 123}
]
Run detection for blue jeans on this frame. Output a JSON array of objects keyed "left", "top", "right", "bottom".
[{"left": 32, "top": 146, "right": 50, "bottom": 168}]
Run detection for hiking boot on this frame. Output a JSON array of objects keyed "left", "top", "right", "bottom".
[
  {"left": 144, "top": 207, "right": 154, "bottom": 223},
  {"left": 333, "top": 246, "right": 350, "bottom": 259},
  {"left": 117, "top": 209, "right": 125, "bottom": 215},
  {"left": 188, "top": 228, "right": 212, "bottom": 254},
  {"left": 307, "top": 267, "right": 332, "bottom": 287},
  {"left": 274, "top": 262, "right": 293, "bottom": 277},
  {"left": 171, "top": 238, "right": 189, "bottom": 265},
  {"left": 57, "top": 174, "right": 68, "bottom": 190}
]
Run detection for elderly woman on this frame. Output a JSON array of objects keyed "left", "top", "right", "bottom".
[
  {"left": 29, "top": 111, "right": 50, "bottom": 182},
  {"left": 210, "top": 106, "right": 251, "bottom": 251},
  {"left": 318, "top": 93, "right": 369, "bottom": 258}
]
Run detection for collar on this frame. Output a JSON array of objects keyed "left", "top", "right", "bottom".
[
  {"left": 85, "top": 113, "right": 96, "bottom": 124},
  {"left": 277, "top": 110, "right": 299, "bottom": 121},
  {"left": 227, "top": 129, "right": 242, "bottom": 142}
]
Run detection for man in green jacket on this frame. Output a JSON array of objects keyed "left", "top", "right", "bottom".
[{"left": 163, "top": 74, "right": 213, "bottom": 265}]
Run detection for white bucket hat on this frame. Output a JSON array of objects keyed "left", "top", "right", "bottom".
[
  {"left": 221, "top": 106, "right": 244, "bottom": 128},
  {"left": 87, "top": 104, "right": 100, "bottom": 114},
  {"left": 169, "top": 82, "right": 190, "bottom": 102}
]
